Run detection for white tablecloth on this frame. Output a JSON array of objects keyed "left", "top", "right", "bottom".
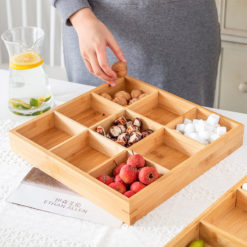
[{"left": 0, "top": 69, "right": 247, "bottom": 247}]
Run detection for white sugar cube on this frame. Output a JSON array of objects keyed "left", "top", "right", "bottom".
[
  {"left": 193, "top": 119, "right": 200, "bottom": 125},
  {"left": 194, "top": 120, "right": 206, "bottom": 132},
  {"left": 207, "top": 114, "right": 220, "bottom": 126},
  {"left": 198, "top": 130, "right": 210, "bottom": 141},
  {"left": 242, "top": 183, "right": 247, "bottom": 191},
  {"left": 209, "top": 133, "right": 220, "bottom": 143},
  {"left": 176, "top": 123, "right": 185, "bottom": 133},
  {"left": 216, "top": 126, "right": 227, "bottom": 136},
  {"left": 184, "top": 123, "right": 194, "bottom": 133},
  {"left": 185, "top": 132, "right": 200, "bottom": 142},
  {"left": 199, "top": 138, "right": 209, "bottom": 145},
  {"left": 205, "top": 123, "right": 215, "bottom": 132},
  {"left": 184, "top": 118, "right": 192, "bottom": 125}
]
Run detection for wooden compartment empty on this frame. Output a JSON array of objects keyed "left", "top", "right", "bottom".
[
  {"left": 128, "top": 90, "right": 195, "bottom": 125},
  {"left": 203, "top": 189, "right": 247, "bottom": 244},
  {"left": 51, "top": 130, "right": 125, "bottom": 173},
  {"left": 16, "top": 111, "right": 85, "bottom": 149},
  {"left": 9, "top": 62, "right": 244, "bottom": 225},
  {"left": 56, "top": 93, "right": 122, "bottom": 127},
  {"left": 166, "top": 176, "right": 247, "bottom": 247},
  {"left": 132, "top": 128, "right": 203, "bottom": 170}
]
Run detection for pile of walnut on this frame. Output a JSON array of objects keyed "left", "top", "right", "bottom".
[
  {"left": 96, "top": 116, "right": 153, "bottom": 147},
  {"left": 100, "top": 89, "right": 147, "bottom": 106}
]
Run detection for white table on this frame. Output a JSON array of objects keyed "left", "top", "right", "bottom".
[{"left": 0, "top": 69, "right": 247, "bottom": 247}]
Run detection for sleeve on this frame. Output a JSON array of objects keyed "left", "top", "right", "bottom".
[{"left": 52, "top": 0, "right": 91, "bottom": 26}]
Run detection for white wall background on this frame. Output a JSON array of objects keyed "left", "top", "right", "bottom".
[{"left": 0, "top": 0, "right": 66, "bottom": 79}]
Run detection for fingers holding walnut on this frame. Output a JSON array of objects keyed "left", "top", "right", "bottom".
[{"left": 112, "top": 61, "right": 127, "bottom": 78}]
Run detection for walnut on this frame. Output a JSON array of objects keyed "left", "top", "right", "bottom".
[
  {"left": 131, "top": 89, "right": 142, "bottom": 99},
  {"left": 114, "top": 91, "right": 131, "bottom": 101},
  {"left": 113, "top": 96, "right": 127, "bottom": 106},
  {"left": 100, "top": 92, "right": 112, "bottom": 101},
  {"left": 138, "top": 93, "right": 148, "bottom": 99},
  {"left": 129, "top": 98, "right": 139, "bottom": 105},
  {"left": 112, "top": 61, "right": 127, "bottom": 78}
]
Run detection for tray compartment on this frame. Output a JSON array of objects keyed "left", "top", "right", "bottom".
[
  {"left": 56, "top": 93, "right": 122, "bottom": 127},
  {"left": 128, "top": 90, "right": 195, "bottom": 125},
  {"left": 93, "top": 76, "right": 157, "bottom": 105},
  {"left": 132, "top": 128, "right": 204, "bottom": 170},
  {"left": 91, "top": 109, "right": 162, "bottom": 148},
  {"left": 166, "top": 107, "right": 238, "bottom": 132},
  {"left": 51, "top": 130, "right": 125, "bottom": 173},
  {"left": 16, "top": 111, "right": 85, "bottom": 149},
  {"left": 202, "top": 189, "right": 247, "bottom": 245},
  {"left": 166, "top": 219, "right": 246, "bottom": 247},
  {"left": 89, "top": 149, "right": 168, "bottom": 178}
]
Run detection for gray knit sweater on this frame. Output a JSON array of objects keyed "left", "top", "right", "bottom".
[{"left": 52, "top": 0, "right": 220, "bottom": 106}]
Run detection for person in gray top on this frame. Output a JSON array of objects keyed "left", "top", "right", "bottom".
[{"left": 52, "top": 0, "right": 221, "bottom": 106}]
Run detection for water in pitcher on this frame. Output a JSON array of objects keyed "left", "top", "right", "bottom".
[{"left": 1, "top": 26, "right": 54, "bottom": 116}]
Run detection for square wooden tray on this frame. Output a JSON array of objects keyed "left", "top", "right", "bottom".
[
  {"left": 9, "top": 66, "right": 244, "bottom": 225},
  {"left": 166, "top": 175, "right": 247, "bottom": 247}
]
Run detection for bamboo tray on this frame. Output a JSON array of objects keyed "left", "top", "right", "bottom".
[
  {"left": 165, "top": 175, "right": 247, "bottom": 247},
  {"left": 9, "top": 62, "right": 244, "bottom": 225}
]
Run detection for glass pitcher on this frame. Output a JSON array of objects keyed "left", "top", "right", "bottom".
[{"left": 1, "top": 26, "right": 54, "bottom": 116}]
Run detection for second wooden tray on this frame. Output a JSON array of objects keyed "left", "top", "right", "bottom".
[{"left": 166, "top": 175, "right": 247, "bottom": 247}]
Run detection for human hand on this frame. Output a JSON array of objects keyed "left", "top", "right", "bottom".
[{"left": 70, "top": 8, "right": 126, "bottom": 86}]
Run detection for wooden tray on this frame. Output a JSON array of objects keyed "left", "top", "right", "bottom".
[
  {"left": 9, "top": 63, "right": 244, "bottom": 225},
  {"left": 165, "top": 175, "right": 247, "bottom": 247}
]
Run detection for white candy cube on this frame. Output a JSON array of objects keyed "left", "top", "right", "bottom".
[
  {"left": 176, "top": 123, "right": 185, "bottom": 133},
  {"left": 205, "top": 123, "right": 215, "bottom": 132},
  {"left": 194, "top": 120, "right": 206, "bottom": 132},
  {"left": 216, "top": 126, "right": 227, "bottom": 136},
  {"left": 193, "top": 119, "right": 200, "bottom": 125},
  {"left": 198, "top": 137, "right": 209, "bottom": 145},
  {"left": 186, "top": 132, "right": 200, "bottom": 141},
  {"left": 198, "top": 130, "right": 210, "bottom": 141},
  {"left": 184, "top": 118, "right": 192, "bottom": 125},
  {"left": 207, "top": 114, "right": 220, "bottom": 126},
  {"left": 209, "top": 133, "right": 220, "bottom": 143},
  {"left": 184, "top": 123, "right": 194, "bottom": 133}
]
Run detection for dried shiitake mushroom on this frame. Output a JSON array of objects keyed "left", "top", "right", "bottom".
[{"left": 112, "top": 61, "right": 127, "bottom": 78}]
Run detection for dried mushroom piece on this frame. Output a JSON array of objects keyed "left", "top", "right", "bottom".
[
  {"left": 114, "top": 116, "right": 127, "bottom": 126},
  {"left": 109, "top": 125, "right": 122, "bottom": 138},
  {"left": 128, "top": 132, "right": 142, "bottom": 146},
  {"left": 96, "top": 126, "right": 106, "bottom": 136},
  {"left": 142, "top": 129, "right": 154, "bottom": 138},
  {"left": 116, "top": 133, "right": 129, "bottom": 146},
  {"left": 133, "top": 118, "right": 142, "bottom": 128}
]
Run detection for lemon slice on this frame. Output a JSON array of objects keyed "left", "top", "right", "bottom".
[
  {"left": 10, "top": 52, "right": 43, "bottom": 70},
  {"left": 9, "top": 98, "right": 32, "bottom": 109},
  {"left": 39, "top": 95, "right": 51, "bottom": 102},
  {"left": 30, "top": 98, "right": 42, "bottom": 107}
]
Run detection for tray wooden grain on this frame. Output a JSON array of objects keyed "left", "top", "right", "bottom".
[
  {"left": 165, "top": 175, "right": 247, "bottom": 247},
  {"left": 9, "top": 63, "right": 244, "bottom": 225}
]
